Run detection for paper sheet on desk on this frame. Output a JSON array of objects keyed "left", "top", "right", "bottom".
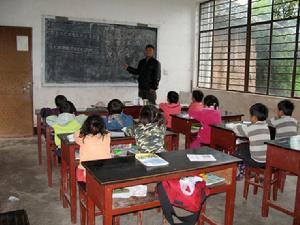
[
  {"left": 113, "top": 185, "right": 147, "bottom": 198},
  {"left": 187, "top": 154, "right": 216, "bottom": 162},
  {"left": 110, "top": 131, "right": 125, "bottom": 138}
]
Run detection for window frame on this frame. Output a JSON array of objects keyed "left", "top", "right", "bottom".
[{"left": 197, "top": 0, "right": 300, "bottom": 98}]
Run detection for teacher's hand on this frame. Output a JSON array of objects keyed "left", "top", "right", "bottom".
[{"left": 123, "top": 63, "right": 129, "bottom": 70}]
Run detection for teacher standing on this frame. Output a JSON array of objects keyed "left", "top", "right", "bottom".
[{"left": 123, "top": 44, "right": 161, "bottom": 104}]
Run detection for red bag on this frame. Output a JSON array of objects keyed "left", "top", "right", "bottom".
[{"left": 157, "top": 178, "right": 209, "bottom": 225}]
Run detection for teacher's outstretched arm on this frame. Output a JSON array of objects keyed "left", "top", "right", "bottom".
[{"left": 123, "top": 61, "right": 142, "bottom": 78}]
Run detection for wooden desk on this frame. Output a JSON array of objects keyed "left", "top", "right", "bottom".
[
  {"left": 58, "top": 131, "right": 179, "bottom": 224},
  {"left": 36, "top": 106, "right": 142, "bottom": 165},
  {"left": 210, "top": 124, "right": 237, "bottom": 155},
  {"left": 171, "top": 112, "right": 244, "bottom": 148},
  {"left": 83, "top": 147, "right": 241, "bottom": 225},
  {"left": 210, "top": 124, "right": 276, "bottom": 155},
  {"left": 262, "top": 136, "right": 300, "bottom": 225}
]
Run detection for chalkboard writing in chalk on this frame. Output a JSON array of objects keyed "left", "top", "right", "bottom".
[{"left": 44, "top": 18, "right": 157, "bottom": 84}]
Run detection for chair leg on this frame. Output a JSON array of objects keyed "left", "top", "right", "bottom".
[
  {"left": 243, "top": 168, "right": 250, "bottom": 200},
  {"left": 253, "top": 175, "right": 259, "bottom": 195},
  {"left": 279, "top": 171, "right": 287, "bottom": 192},
  {"left": 272, "top": 171, "right": 279, "bottom": 201},
  {"left": 113, "top": 216, "right": 120, "bottom": 225},
  {"left": 137, "top": 211, "right": 143, "bottom": 225},
  {"left": 198, "top": 203, "right": 206, "bottom": 225}
]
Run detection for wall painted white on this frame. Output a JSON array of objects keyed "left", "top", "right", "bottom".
[{"left": 0, "top": 0, "right": 198, "bottom": 124}]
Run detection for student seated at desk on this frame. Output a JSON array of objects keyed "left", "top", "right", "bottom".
[
  {"left": 40, "top": 95, "right": 67, "bottom": 118},
  {"left": 103, "top": 99, "right": 134, "bottom": 131},
  {"left": 124, "top": 105, "right": 166, "bottom": 153},
  {"left": 190, "top": 95, "right": 222, "bottom": 148},
  {"left": 74, "top": 115, "right": 111, "bottom": 182},
  {"left": 267, "top": 100, "right": 298, "bottom": 139},
  {"left": 188, "top": 90, "right": 204, "bottom": 116},
  {"left": 46, "top": 101, "right": 87, "bottom": 151},
  {"left": 232, "top": 103, "right": 270, "bottom": 175},
  {"left": 159, "top": 91, "right": 181, "bottom": 129}
]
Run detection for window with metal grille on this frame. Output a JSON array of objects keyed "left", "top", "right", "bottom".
[{"left": 198, "top": 0, "right": 300, "bottom": 98}]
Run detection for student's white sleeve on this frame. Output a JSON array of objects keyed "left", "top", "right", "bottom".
[
  {"left": 46, "top": 115, "right": 58, "bottom": 126},
  {"left": 232, "top": 124, "right": 248, "bottom": 137}
]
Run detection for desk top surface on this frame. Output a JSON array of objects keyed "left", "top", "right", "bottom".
[
  {"left": 266, "top": 135, "right": 300, "bottom": 152},
  {"left": 82, "top": 147, "right": 241, "bottom": 185},
  {"left": 172, "top": 112, "right": 244, "bottom": 120},
  {"left": 58, "top": 130, "right": 177, "bottom": 146}
]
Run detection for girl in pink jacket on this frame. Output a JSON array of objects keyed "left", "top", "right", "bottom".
[{"left": 190, "top": 95, "right": 222, "bottom": 148}]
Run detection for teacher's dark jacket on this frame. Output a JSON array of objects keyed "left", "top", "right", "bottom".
[{"left": 127, "top": 57, "right": 161, "bottom": 90}]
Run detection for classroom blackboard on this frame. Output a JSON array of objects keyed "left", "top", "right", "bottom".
[{"left": 44, "top": 18, "right": 157, "bottom": 84}]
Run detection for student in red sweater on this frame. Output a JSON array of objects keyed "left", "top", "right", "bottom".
[
  {"left": 159, "top": 91, "right": 182, "bottom": 129},
  {"left": 188, "top": 90, "right": 204, "bottom": 116},
  {"left": 190, "top": 95, "right": 222, "bottom": 148}
]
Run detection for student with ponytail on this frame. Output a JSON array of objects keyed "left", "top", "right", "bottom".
[{"left": 190, "top": 95, "right": 222, "bottom": 149}]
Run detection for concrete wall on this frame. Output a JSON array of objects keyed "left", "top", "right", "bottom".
[{"left": 0, "top": 0, "right": 197, "bottom": 123}]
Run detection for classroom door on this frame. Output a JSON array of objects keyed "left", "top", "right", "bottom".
[{"left": 0, "top": 26, "right": 33, "bottom": 137}]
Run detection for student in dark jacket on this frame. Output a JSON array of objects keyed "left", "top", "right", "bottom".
[{"left": 123, "top": 44, "right": 161, "bottom": 104}]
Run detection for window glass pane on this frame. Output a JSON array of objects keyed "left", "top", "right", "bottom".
[
  {"left": 198, "top": 31, "right": 213, "bottom": 88},
  {"left": 230, "top": 0, "right": 248, "bottom": 26},
  {"left": 252, "top": 0, "right": 272, "bottom": 23},
  {"left": 200, "top": 1, "right": 214, "bottom": 31},
  {"left": 214, "top": 0, "right": 230, "bottom": 29},
  {"left": 249, "top": 24, "right": 270, "bottom": 94},
  {"left": 271, "top": 19, "right": 296, "bottom": 58},
  {"left": 212, "top": 29, "right": 228, "bottom": 90},
  {"left": 273, "top": 0, "right": 298, "bottom": 20},
  {"left": 229, "top": 27, "right": 247, "bottom": 91},
  {"left": 269, "top": 59, "right": 293, "bottom": 96}
]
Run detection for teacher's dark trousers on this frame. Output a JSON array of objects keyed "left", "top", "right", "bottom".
[{"left": 138, "top": 89, "right": 156, "bottom": 105}]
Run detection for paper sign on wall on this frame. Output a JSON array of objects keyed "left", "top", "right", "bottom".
[{"left": 16, "top": 36, "right": 28, "bottom": 51}]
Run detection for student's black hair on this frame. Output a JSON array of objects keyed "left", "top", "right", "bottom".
[
  {"left": 145, "top": 44, "right": 155, "bottom": 50},
  {"left": 192, "top": 90, "right": 204, "bottom": 102},
  {"left": 278, "top": 100, "right": 294, "bottom": 116},
  {"left": 203, "top": 95, "right": 219, "bottom": 109},
  {"left": 250, "top": 103, "right": 268, "bottom": 121},
  {"left": 107, "top": 99, "right": 124, "bottom": 115},
  {"left": 55, "top": 95, "right": 67, "bottom": 108},
  {"left": 139, "top": 105, "right": 164, "bottom": 126},
  {"left": 67, "top": 100, "right": 77, "bottom": 113},
  {"left": 58, "top": 101, "right": 74, "bottom": 113},
  {"left": 167, "top": 91, "right": 179, "bottom": 104},
  {"left": 79, "top": 115, "right": 108, "bottom": 143}
]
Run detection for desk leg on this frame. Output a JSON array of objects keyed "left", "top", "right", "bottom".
[
  {"left": 61, "top": 156, "right": 68, "bottom": 208},
  {"left": 262, "top": 165, "right": 273, "bottom": 217},
  {"left": 70, "top": 157, "right": 77, "bottom": 224},
  {"left": 224, "top": 165, "right": 237, "bottom": 225},
  {"left": 164, "top": 136, "right": 172, "bottom": 151},
  {"left": 293, "top": 176, "right": 300, "bottom": 225},
  {"left": 173, "top": 134, "right": 179, "bottom": 150},
  {"left": 46, "top": 133, "right": 52, "bottom": 187},
  {"left": 37, "top": 115, "right": 42, "bottom": 165},
  {"left": 87, "top": 196, "right": 95, "bottom": 225},
  {"left": 185, "top": 134, "right": 191, "bottom": 149},
  {"left": 103, "top": 188, "right": 113, "bottom": 225}
]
